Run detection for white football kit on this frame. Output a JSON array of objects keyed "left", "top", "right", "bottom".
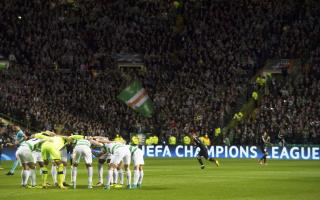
[
  {"left": 128, "top": 145, "right": 144, "bottom": 166},
  {"left": 72, "top": 139, "right": 92, "bottom": 164},
  {"left": 16, "top": 138, "right": 43, "bottom": 164},
  {"left": 103, "top": 143, "right": 131, "bottom": 165}
]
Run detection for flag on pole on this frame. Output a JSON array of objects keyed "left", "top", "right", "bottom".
[{"left": 117, "top": 80, "right": 154, "bottom": 117}]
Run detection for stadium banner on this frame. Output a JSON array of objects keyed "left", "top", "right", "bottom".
[
  {"left": 1, "top": 145, "right": 319, "bottom": 160},
  {"left": 140, "top": 145, "right": 320, "bottom": 160}
]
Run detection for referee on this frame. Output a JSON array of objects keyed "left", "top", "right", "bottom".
[{"left": 191, "top": 133, "right": 219, "bottom": 169}]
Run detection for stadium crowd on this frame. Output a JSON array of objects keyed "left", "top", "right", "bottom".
[
  {"left": 0, "top": 0, "right": 319, "bottom": 144},
  {"left": 233, "top": 48, "right": 320, "bottom": 145}
]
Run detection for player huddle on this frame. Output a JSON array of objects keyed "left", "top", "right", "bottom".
[{"left": 15, "top": 131, "right": 144, "bottom": 190}]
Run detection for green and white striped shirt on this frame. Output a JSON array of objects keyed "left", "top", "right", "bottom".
[
  {"left": 127, "top": 145, "right": 138, "bottom": 154},
  {"left": 20, "top": 138, "right": 44, "bottom": 151},
  {"left": 102, "top": 143, "right": 125, "bottom": 154},
  {"left": 74, "top": 139, "right": 91, "bottom": 147}
]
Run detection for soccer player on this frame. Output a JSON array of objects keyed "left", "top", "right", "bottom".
[
  {"left": 95, "top": 141, "right": 124, "bottom": 187},
  {"left": 95, "top": 149, "right": 114, "bottom": 186},
  {"left": 192, "top": 133, "right": 219, "bottom": 169},
  {"left": 101, "top": 141, "right": 132, "bottom": 190},
  {"left": 90, "top": 136, "right": 108, "bottom": 186},
  {"left": 259, "top": 131, "right": 270, "bottom": 165},
  {"left": 128, "top": 145, "right": 144, "bottom": 188},
  {"left": 51, "top": 145, "right": 70, "bottom": 186},
  {"left": 69, "top": 135, "right": 101, "bottom": 189},
  {"left": 6, "top": 126, "right": 27, "bottom": 175},
  {"left": 32, "top": 139, "right": 45, "bottom": 175},
  {"left": 34, "top": 131, "right": 68, "bottom": 189},
  {"left": 51, "top": 130, "right": 73, "bottom": 186},
  {"left": 93, "top": 136, "right": 123, "bottom": 187},
  {"left": 16, "top": 137, "right": 45, "bottom": 188}
]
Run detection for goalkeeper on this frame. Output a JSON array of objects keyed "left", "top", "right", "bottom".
[{"left": 35, "top": 131, "right": 69, "bottom": 189}]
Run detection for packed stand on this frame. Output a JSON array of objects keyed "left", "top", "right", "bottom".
[
  {"left": 0, "top": 0, "right": 320, "bottom": 144},
  {"left": 232, "top": 47, "right": 320, "bottom": 145}
]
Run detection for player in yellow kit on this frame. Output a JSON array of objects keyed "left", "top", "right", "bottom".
[{"left": 35, "top": 131, "right": 69, "bottom": 189}]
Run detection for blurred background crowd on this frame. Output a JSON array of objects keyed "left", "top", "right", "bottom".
[{"left": 0, "top": 0, "right": 319, "bottom": 145}]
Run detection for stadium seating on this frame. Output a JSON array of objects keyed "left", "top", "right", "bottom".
[{"left": 0, "top": 0, "right": 319, "bottom": 144}]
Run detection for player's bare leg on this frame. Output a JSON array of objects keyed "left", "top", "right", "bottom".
[
  {"left": 86, "top": 163, "right": 93, "bottom": 189},
  {"left": 123, "top": 164, "right": 131, "bottom": 189},
  {"left": 104, "top": 163, "right": 116, "bottom": 190},
  {"left": 72, "top": 159, "right": 93, "bottom": 189},
  {"left": 28, "top": 162, "right": 37, "bottom": 187},
  {"left": 96, "top": 159, "right": 106, "bottom": 186},
  {"left": 21, "top": 163, "right": 31, "bottom": 188},
  {"left": 112, "top": 167, "right": 118, "bottom": 186},
  {"left": 133, "top": 164, "right": 142, "bottom": 188},
  {"left": 71, "top": 162, "right": 78, "bottom": 189},
  {"left": 37, "top": 161, "right": 44, "bottom": 174},
  {"left": 137, "top": 165, "right": 144, "bottom": 188},
  {"left": 115, "top": 162, "right": 124, "bottom": 187}
]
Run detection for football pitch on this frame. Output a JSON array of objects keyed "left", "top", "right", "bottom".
[{"left": 0, "top": 158, "right": 319, "bottom": 200}]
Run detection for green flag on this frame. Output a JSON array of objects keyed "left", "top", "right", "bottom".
[{"left": 117, "top": 80, "right": 154, "bottom": 117}]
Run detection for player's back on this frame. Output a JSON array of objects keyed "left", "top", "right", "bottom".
[
  {"left": 75, "top": 139, "right": 91, "bottom": 147},
  {"left": 127, "top": 145, "right": 139, "bottom": 154},
  {"left": 51, "top": 136, "right": 66, "bottom": 150},
  {"left": 21, "top": 138, "right": 44, "bottom": 151},
  {"left": 103, "top": 142, "right": 126, "bottom": 154}
]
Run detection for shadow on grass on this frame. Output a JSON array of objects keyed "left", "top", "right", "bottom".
[
  {"left": 66, "top": 185, "right": 172, "bottom": 191},
  {"left": 0, "top": 184, "right": 171, "bottom": 191}
]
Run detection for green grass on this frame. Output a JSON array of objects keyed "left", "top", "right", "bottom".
[{"left": 0, "top": 158, "right": 320, "bottom": 200}]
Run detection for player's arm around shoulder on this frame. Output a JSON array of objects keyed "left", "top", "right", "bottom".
[
  {"left": 89, "top": 139, "right": 103, "bottom": 147},
  {"left": 34, "top": 132, "right": 54, "bottom": 141},
  {"left": 70, "top": 134, "right": 84, "bottom": 140}
]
